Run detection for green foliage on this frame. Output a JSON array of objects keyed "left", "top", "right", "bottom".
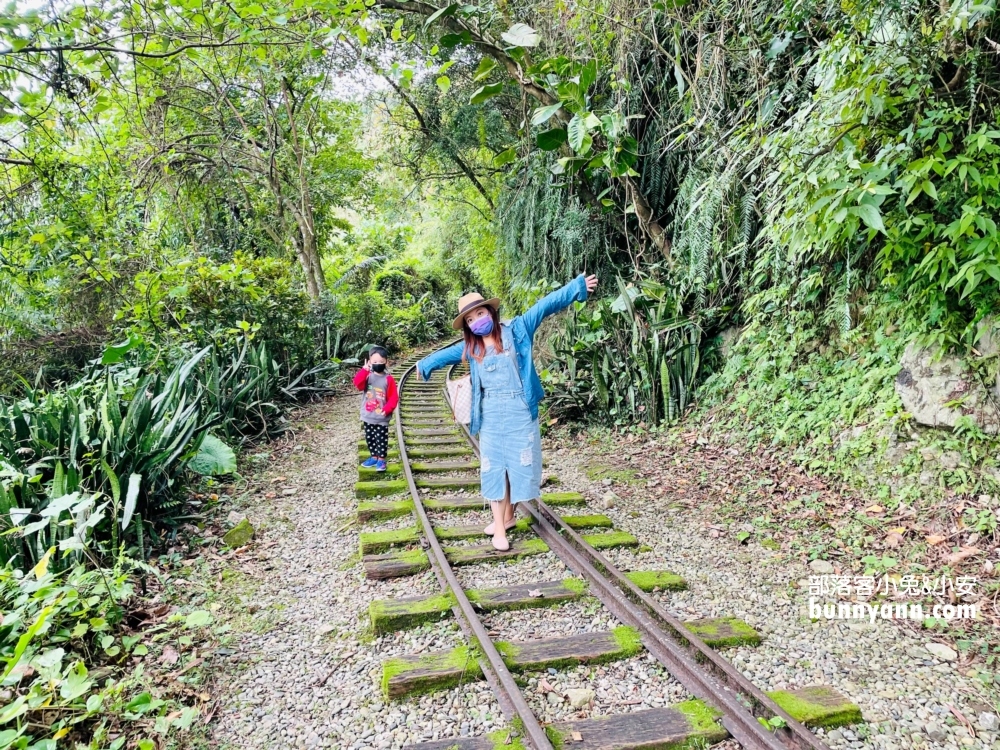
[
  {"left": 0, "top": 350, "right": 217, "bottom": 566},
  {"left": 542, "top": 277, "right": 702, "bottom": 427},
  {"left": 0, "top": 563, "right": 210, "bottom": 748}
]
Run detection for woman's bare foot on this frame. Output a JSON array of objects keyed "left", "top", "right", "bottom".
[{"left": 491, "top": 533, "right": 510, "bottom": 552}]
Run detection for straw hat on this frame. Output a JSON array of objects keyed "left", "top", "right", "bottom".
[{"left": 452, "top": 292, "right": 500, "bottom": 330}]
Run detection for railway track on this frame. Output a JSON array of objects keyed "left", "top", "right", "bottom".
[{"left": 353, "top": 348, "right": 862, "bottom": 750}]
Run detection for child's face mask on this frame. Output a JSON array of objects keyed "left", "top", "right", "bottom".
[
  {"left": 470, "top": 316, "right": 493, "bottom": 336},
  {"left": 371, "top": 363, "right": 386, "bottom": 373}
]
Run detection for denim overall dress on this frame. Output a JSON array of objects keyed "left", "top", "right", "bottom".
[{"left": 478, "top": 326, "right": 543, "bottom": 503}]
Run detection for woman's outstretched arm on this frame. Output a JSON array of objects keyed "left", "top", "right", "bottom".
[
  {"left": 416, "top": 341, "right": 464, "bottom": 381},
  {"left": 519, "top": 274, "right": 598, "bottom": 337}
]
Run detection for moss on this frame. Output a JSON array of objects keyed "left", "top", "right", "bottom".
[
  {"left": 582, "top": 531, "right": 639, "bottom": 550},
  {"left": 760, "top": 538, "right": 781, "bottom": 551},
  {"left": 356, "top": 500, "right": 413, "bottom": 524},
  {"left": 544, "top": 726, "right": 566, "bottom": 750},
  {"left": 684, "top": 617, "right": 762, "bottom": 648},
  {"left": 444, "top": 538, "right": 549, "bottom": 566},
  {"left": 767, "top": 688, "right": 863, "bottom": 729},
  {"left": 561, "top": 514, "right": 613, "bottom": 529},
  {"left": 381, "top": 645, "right": 481, "bottom": 699},
  {"left": 410, "top": 460, "right": 480, "bottom": 473},
  {"left": 500, "top": 626, "right": 642, "bottom": 672},
  {"left": 488, "top": 729, "right": 527, "bottom": 750},
  {"left": 389, "top": 548, "right": 431, "bottom": 566},
  {"left": 355, "top": 479, "right": 409, "bottom": 498},
  {"left": 358, "top": 463, "right": 404, "bottom": 479},
  {"left": 539, "top": 492, "right": 587, "bottom": 507},
  {"left": 625, "top": 570, "right": 688, "bottom": 592},
  {"left": 583, "top": 461, "right": 640, "bottom": 485},
  {"left": 465, "top": 577, "right": 585, "bottom": 612},
  {"left": 369, "top": 593, "right": 455, "bottom": 634},
  {"left": 673, "top": 699, "right": 728, "bottom": 746},
  {"left": 359, "top": 527, "right": 419, "bottom": 555},
  {"left": 416, "top": 476, "right": 480, "bottom": 491},
  {"left": 610, "top": 625, "right": 643, "bottom": 657}
]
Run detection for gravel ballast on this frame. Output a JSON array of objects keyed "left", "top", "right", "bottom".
[{"left": 208, "top": 394, "right": 999, "bottom": 750}]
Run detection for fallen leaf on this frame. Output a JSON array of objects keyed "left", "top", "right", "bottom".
[
  {"left": 527, "top": 589, "right": 543, "bottom": 598},
  {"left": 885, "top": 532, "right": 904, "bottom": 548},
  {"left": 945, "top": 547, "right": 981, "bottom": 566},
  {"left": 571, "top": 731, "right": 583, "bottom": 742},
  {"left": 926, "top": 535, "right": 946, "bottom": 545},
  {"left": 161, "top": 646, "right": 180, "bottom": 665},
  {"left": 538, "top": 678, "right": 555, "bottom": 694},
  {"left": 864, "top": 504, "right": 884, "bottom": 514}
]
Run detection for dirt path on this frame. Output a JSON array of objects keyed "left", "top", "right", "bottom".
[{"left": 204, "top": 394, "right": 1000, "bottom": 750}]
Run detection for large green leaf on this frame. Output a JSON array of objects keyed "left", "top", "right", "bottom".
[
  {"left": 189, "top": 434, "right": 237, "bottom": 476},
  {"left": 469, "top": 82, "right": 504, "bottom": 104},
  {"left": 567, "top": 114, "right": 592, "bottom": 155},
  {"left": 536, "top": 128, "right": 567, "bottom": 151}
]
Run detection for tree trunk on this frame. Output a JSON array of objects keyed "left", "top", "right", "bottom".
[{"left": 281, "top": 78, "right": 327, "bottom": 299}]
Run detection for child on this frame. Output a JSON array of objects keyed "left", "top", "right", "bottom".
[{"left": 354, "top": 346, "right": 398, "bottom": 472}]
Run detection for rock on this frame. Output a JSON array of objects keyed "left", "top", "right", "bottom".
[
  {"left": 601, "top": 478, "right": 613, "bottom": 487},
  {"left": 718, "top": 326, "right": 742, "bottom": 359},
  {"left": 940, "top": 451, "right": 962, "bottom": 470},
  {"left": 895, "top": 343, "right": 1000, "bottom": 433},
  {"left": 924, "top": 642, "right": 957, "bottom": 661},
  {"left": 809, "top": 559, "right": 835, "bottom": 575},
  {"left": 565, "top": 688, "right": 594, "bottom": 709},
  {"left": 601, "top": 491, "right": 619, "bottom": 509},
  {"left": 227, "top": 511, "right": 245, "bottom": 527},
  {"left": 924, "top": 723, "right": 948, "bottom": 743},
  {"left": 546, "top": 691, "right": 564, "bottom": 706},
  {"left": 223, "top": 518, "right": 255, "bottom": 548},
  {"left": 826, "top": 729, "right": 843, "bottom": 742},
  {"left": 978, "top": 713, "right": 999, "bottom": 732}
]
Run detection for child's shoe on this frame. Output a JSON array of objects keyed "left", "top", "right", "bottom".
[
  {"left": 361, "top": 456, "right": 378, "bottom": 468},
  {"left": 375, "top": 458, "right": 388, "bottom": 472}
]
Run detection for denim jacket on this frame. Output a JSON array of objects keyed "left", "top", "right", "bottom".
[{"left": 416, "top": 274, "right": 589, "bottom": 436}]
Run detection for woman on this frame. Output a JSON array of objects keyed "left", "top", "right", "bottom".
[{"left": 417, "top": 274, "right": 599, "bottom": 550}]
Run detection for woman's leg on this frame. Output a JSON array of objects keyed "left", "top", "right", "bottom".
[
  {"left": 491, "top": 474, "right": 513, "bottom": 551},
  {"left": 484, "top": 477, "right": 516, "bottom": 534}
]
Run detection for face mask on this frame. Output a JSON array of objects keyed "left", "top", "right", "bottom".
[
  {"left": 470, "top": 316, "right": 494, "bottom": 336},
  {"left": 371, "top": 363, "right": 386, "bottom": 373}
]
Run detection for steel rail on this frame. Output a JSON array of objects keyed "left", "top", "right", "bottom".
[
  {"left": 394, "top": 362, "right": 554, "bottom": 750},
  {"left": 442, "top": 363, "right": 830, "bottom": 750}
]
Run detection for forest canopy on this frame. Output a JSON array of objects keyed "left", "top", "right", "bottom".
[{"left": 2, "top": 0, "right": 1000, "bottom": 744}]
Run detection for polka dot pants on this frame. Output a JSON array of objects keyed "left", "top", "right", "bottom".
[{"left": 364, "top": 422, "right": 389, "bottom": 458}]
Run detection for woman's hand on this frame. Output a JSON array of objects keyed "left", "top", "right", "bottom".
[{"left": 585, "top": 274, "right": 599, "bottom": 293}]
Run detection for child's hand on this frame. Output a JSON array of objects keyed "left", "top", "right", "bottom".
[
  {"left": 363, "top": 361, "right": 371, "bottom": 372},
  {"left": 585, "top": 274, "right": 599, "bottom": 293}
]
